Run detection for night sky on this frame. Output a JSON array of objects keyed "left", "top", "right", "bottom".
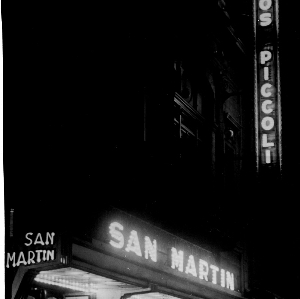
[{"left": 6, "top": 1, "right": 300, "bottom": 298}]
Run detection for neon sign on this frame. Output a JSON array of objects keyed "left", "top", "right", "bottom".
[
  {"left": 109, "top": 222, "right": 157, "bottom": 261},
  {"left": 6, "top": 232, "right": 56, "bottom": 268},
  {"left": 255, "top": 0, "right": 282, "bottom": 169},
  {"left": 109, "top": 221, "right": 235, "bottom": 291}
]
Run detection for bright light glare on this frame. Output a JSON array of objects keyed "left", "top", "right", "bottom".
[
  {"left": 109, "top": 222, "right": 124, "bottom": 249},
  {"left": 185, "top": 255, "right": 197, "bottom": 277},
  {"left": 125, "top": 231, "right": 142, "bottom": 257},
  {"left": 226, "top": 271, "right": 234, "bottom": 290},
  {"left": 171, "top": 248, "right": 183, "bottom": 272},
  {"left": 210, "top": 265, "right": 219, "bottom": 284},
  {"left": 144, "top": 236, "right": 157, "bottom": 262},
  {"left": 220, "top": 269, "right": 225, "bottom": 287},
  {"left": 35, "top": 274, "right": 98, "bottom": 293},
  {"left": 199, "top": 259, "right": 209, "bottom": 281}
]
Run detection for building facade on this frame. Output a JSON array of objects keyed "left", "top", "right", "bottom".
[
  {"left": 109, "top": 0, "right": 256, "bottom": 203},
  {"left": 6, "top": 207, "right": 251, "bottom": 299},
  {"left": 6, "top": 1, "right": 265, "bottom": 299}
]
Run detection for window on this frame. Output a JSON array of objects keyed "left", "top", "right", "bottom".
[
  {"left": 173, "top": 93, "right": 210, "bottom": 184},
  {"left": 173, "top": 60, "right": 214, "bottom": 120}
]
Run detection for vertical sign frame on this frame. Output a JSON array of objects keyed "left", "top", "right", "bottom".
[{"left": 254, "top": 0, "right": 282, "bottom": 176}]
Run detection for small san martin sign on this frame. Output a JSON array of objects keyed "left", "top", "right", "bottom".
[{"left": 6, "top": 232, "right": 56, "bottom": 268}]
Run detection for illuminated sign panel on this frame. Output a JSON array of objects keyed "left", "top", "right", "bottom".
[
  {"left": 6, "top": 232, "right": 56, "bottom": 268},
  {"left": 93, "top": 210, "right": 240, "bottom": 295},
  {"left": 108, "top": 221, "right": 235, "bottom": 291},
  {"left": 254, "top": 0, "right": 282, "bottom": 170}
]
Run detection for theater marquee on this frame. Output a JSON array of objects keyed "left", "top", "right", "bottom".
[
  {"left": 254, "top": 0, "right": 282, "bottom": 172},
  {"left": 108, "top": 221, "right": 235, "bottom": 291},
  {"left": 92, "top": 209, "right": 241, "bottom": 295}
]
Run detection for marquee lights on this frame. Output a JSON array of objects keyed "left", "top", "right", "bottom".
[
  {"left": 35, "top": 273, "right": 99, "bottom": 293},
  {"left": 109, "top": 222, "right": 125, "bottom": 249},
  {"left": 199, "top": 259, "right": 209, "bottom": 281},
  {"left": 109, "top": 222, "right": 156, "bottom": 261},
  {"left": 185, "top": 255, "right": 197, "bottom": 277},
  {"left": 145, "top": 236, "right": 157, "bottom": 262},
  {"left": 210, "top": 265, "right": 219, "bottom": 285},
  {"left": 108, "top": 222, "right": 235, "bottom": 291},
  {"left": 220, "top": 269, "right": 225, "bottom": 287},
  {"left": 171, "top": 248, "right": 184, "bottom": 272},
  {"left": 125, "top": 230, "right": 142, "bottom": 257},
  {"left": 255, "top": 0, "right": 282, "bottom": 168},
  {"left": 170, "top": 247, "right": 234, "bottom": 290},
  {"left": 226, "top": 272, "right": 234, "bottom": 289}
]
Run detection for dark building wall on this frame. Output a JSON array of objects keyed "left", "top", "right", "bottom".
[
  {"left": 7, "top": 2, "right": 255, "bottom": 210},
  {"left": 136, "top": 4, "right": 255, "bottom": 198}
]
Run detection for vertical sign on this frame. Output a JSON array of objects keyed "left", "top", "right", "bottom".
[{"left": 254, "top": 0, "right": 282, "bottom": 174}]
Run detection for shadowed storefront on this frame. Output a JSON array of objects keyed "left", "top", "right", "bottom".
[{"left": 7, "top": 207, "right": 247, "bottom": 299}]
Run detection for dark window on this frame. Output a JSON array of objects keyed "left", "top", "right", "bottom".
[
  {"left": 174, "top": 60, "right": 214, "bottom": 120},
  {"left": 224, "top": 144, "right": 235, "bottom": 188}
]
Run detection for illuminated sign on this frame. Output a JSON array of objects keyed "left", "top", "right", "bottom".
[
  {"left": 6, "top": 232, "right": 56, "bottom": 268},
  {"left": 108, "top": 221, "right": 235, "bottom": 291},
  {"left": 254, "top": 0, "right": 282, "bottom": 169}
]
